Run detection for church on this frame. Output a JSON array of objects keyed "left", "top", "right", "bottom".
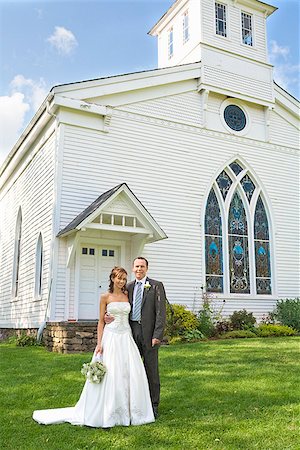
[{"left": 0, "top": 0, "right": 299, "bottom": 348}]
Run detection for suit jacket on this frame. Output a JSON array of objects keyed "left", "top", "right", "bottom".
[{"left": 127, "top": 277, "right": 167, "bottom": 348}]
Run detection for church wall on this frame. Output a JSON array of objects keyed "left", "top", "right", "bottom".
[
  {"left": 269, "top": 106, "right": 300, "bottom": 148},
  {"left": 56, "top": 96, "right": 299, "bottom": 319},
  {"left": 0, "top": 133, "right": 56, "bottom": 328}
]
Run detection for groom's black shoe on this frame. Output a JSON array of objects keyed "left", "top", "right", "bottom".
[{"left": 153, "top": 406, "right": 158, "bottom": 419}]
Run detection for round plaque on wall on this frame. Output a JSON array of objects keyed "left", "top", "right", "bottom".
[{"left": 224, "top": 105, "right": 246, "bottom": 131}]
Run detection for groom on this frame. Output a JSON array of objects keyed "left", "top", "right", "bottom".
[{"left": 106, "top": 256, "right": 167, "bottom": 418}]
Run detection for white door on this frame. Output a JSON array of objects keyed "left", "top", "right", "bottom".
[{"left": 78, "top": 245, "right": 119, "bottom": 320}]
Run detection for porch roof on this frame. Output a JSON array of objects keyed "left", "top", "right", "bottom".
[{"left": 57, "top": 183, "right": 167, "bottom": 242}]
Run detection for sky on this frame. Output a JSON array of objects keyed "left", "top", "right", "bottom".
[{"left": 0, "top": 0, "right": 299, "bottom": 166}]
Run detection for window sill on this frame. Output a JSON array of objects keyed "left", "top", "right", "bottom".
[{"left": 209, "top": 293, "right": 277, "bottom": 300}]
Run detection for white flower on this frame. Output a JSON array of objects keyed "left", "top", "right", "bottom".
[{"left": 144, "top": 281, "right": 151, "bottom": 290}]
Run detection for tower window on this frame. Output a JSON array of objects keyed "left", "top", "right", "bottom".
[
  {"left": 168, "top": 27, "right": 174, "bottom": 59},
  {"left": 183, "top": 11, "right": 189, "bottom": 44},
  {"left": 215, "top": 3, "right": 227, "bottom": 37},
  {"left": 241, "top": 12, "right": 253, "bottom": 46}
]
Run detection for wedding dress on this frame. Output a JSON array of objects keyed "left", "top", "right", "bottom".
[{"left": 33, "top": 302, "right": 155, "bottom": 428}]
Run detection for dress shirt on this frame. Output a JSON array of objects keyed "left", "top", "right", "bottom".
[{"left": 132, "top": 276, "right": 147, "bottom": 312}]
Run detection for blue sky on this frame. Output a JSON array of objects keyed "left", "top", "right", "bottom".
[{"left": 0, "top": 0, "right": 299, "bottom": 165}]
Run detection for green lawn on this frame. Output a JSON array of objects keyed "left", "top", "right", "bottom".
[{"left": 0, "top": 338, "right": 299, "bottom": 450}]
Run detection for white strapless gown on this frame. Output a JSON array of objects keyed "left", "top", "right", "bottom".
[{"left": 33, "top": 302, "right": 155, "bottom": 428}]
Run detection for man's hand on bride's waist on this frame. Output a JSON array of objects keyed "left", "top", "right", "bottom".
[{"left": 104, "top": 313, "right": 115, "bottom": 324}]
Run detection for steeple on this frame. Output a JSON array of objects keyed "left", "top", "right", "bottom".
[{"left": 149, "top": 0, "right": 277, "bottom": 107}]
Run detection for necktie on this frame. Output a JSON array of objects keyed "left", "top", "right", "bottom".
[{"left": 132, "top": 282, "right": 142, "bottom": 321}]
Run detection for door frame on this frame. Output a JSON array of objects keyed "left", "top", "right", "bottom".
[{"left": 74, "top": 237, "right": 126, "bottom": 321}]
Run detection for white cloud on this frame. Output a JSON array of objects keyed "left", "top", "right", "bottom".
[
  {"left": 47, "top": 26, "right": 78, "bottom": 55},
  {"left": 269, "top": 40, "right": 300, "bottom": 97},
  {"left": 269, "top": 40, "right": 290, "bottom": 61},
  {"left": 0, "top": 75, "right": 48, "bottom": 166},
  {"left": 10, "top": 75, "right": 48, "bottom": 110},
  {"left": 0, "top": 93, "right": 30, "bottom": 166}
]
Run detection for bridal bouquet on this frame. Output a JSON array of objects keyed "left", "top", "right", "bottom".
[{"left": 81, "top": 359, "right": 107, "bottom": 384}]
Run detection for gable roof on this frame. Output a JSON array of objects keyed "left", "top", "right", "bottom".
[{"left": 57, "top": 183, "right": 167, "bottom": 242}]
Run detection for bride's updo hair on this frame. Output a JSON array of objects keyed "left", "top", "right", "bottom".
[{"left": 109, "top": 266, "right": 128, "bottom": 293}]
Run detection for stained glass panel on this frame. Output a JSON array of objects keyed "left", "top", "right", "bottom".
[
  {"left": 241, "top": 174, "right": 255, "bottom": 202},
  {"left": 254, "top": 196, "right": 269, "bottom": 240},
  {"left": 205, "top": 189, "right": 222, "bottom": 235},
  {"left": 256, "top": 278, "right": 272, "bottom": 295},
  {"left": 228, "top": 192, "right": 248, "bottom": 235},
  {"left": 228, "top": 192, "right": 250, "bottom": 293},
  {"left": 205, "top": 236, "right": 223, "bottom": 276},
  {"left": 206, "top": 275, "right": 224, "bottom": 293},
  {"left": 205, "top": 189, "right": 223, "bottom": 292},
  {"left": 254, "top": 196, "right": 271, "bottom": 294},
  {"left": 230, "top": 161, "right": 243, "bottom": 176},
  {"left": 255, "top": 241, "right": 271, "bottom": 278},
  {"left": 228, "top": 235, "right": 250, "bottom": 293},
  {"left": 216, "top": 171, "right": 232, "bottom": 200}
]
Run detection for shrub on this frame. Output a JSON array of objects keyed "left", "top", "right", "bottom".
[
  {"left": 215, "top": 320, "right": 232, "bottom": 335},
  {"left": 16, "top": 333, "right": 39, "bottom": 347},
  {"left": 183, "top": 329, "right": 205, "bottom": 342},
  {"left": 256, "top": 324, "right": 297, "bottom": 337},
  {"left": 229, "top": 309, "right": 256, "bottom": 330},
  {"left": 197, "top": 293, "right": 225, "bottom": 338},
  {"left": 168, "top": 336, "right": 183, "bottom": 345},
  {"left": 273, "top": 298, "right": 300, "bottom": 331},
  {"left": 220, "top": 330, "right": 257, "bottom": 339},
  {"left": 165, "top": 303, "right": 199, "bottom": 339}
]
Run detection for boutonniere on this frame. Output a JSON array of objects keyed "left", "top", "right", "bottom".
[{"left": 144, "top": 281, "right": 151, "bottom": 290}]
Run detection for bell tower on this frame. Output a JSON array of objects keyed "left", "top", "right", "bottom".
[{"left": 149, "top": 0, "right": 277, "bottom": 107}]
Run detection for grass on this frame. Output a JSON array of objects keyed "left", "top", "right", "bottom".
[{"left": 0, "top": 337, "right": 299, "bottom": 450}]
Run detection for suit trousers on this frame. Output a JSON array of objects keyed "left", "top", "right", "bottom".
[{"left": 130, "top": 321, "right": 160, "bottom": 409}]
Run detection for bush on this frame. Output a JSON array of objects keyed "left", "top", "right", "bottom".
[
  {"left": 168, "top": 336, "right": 183, "bottom": 345},
  {"left": 256, "top": 324, "right": 297, "bottom": 337},
  {"left": 220, "top": 330, "right": 257, "bottom": 339},
  {"left": 273, "top": 298, "right": 300, "bottom": 331},
  {"left": 215, "top": 320, "right": 232, "bottom": 335},
  {"left": 165, "top": 303, "right": 199, "bottom": 339},
  {"left": 197, "top": 294, "right": 225, "bottom": 338},
  {"left": 182, "top": 329, "right": 205, "bottom": 342},
  {"left": 16, "top": 333, "right": 39, "bottom": 347},
  {"left": 229, "top": 309, "right": 256, "bottom": 330}
]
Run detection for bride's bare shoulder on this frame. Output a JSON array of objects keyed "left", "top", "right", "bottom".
[{"left": 100, "top": 292, "right": 110, "bottom": 303}]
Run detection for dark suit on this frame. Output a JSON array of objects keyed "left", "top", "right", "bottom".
[{"left": 127, "top": 277, "right": 166, "bottom": 410}]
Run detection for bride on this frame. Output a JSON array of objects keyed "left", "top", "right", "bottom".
[{"left": 33, "top": 266, "right": 155, "bottom": 428}]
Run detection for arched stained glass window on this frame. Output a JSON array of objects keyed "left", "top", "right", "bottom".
[
  {"left": 216, "top": 170, "right": 232, "bottom": 200},
  {"left": 228, "top": 192, "right": 250, "bottom": 293},
  {"left": 204, "top": 161, "right": 272, "bottom": 296},
  {"left": 35, "top": 233, "right": 43, "bottom": 298},
  {"left": 12, "top": 207, "right": 22, "bottom": 297},
  {"left": 205, "top": 189, "right": 223, "bottom": 292},
  {"left": 241, "top": 174, "right": 255, "bottom": 202},
  {"left": 254, "top": 196, "right": 271, "bottom": 294}
]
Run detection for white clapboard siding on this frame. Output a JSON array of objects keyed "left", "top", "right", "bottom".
[
  {"left": 0, "top": 135, "right": 55, "bottom": 328},
  {"left": 119, "top": 91, "right": 203, "bottom": 126},
  {"left": 202, "top": 0, "right": 267, "bottom": 63},
  {"left": 54, "top": 90, "right": 299, "bottom": 319},
  {"left": 269, "top": 108, "right": 299, "bottom": 148}
]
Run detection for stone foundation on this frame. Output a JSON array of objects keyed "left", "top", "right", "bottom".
[
  {"left": 43, "top": 321, "right": 98, "bottom": 353},
  {"left": 0, "top": 328, "right": 38, "bottom": 341}
]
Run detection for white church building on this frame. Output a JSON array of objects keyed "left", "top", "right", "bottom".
[{"left": 0, "top": 0, "right": 299, "bottom": 341}]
